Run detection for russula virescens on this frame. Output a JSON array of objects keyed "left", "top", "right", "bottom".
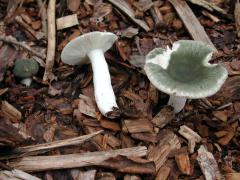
[
  {"left": 13, "top": 58, "right": 39, "bottom": 87},
  {"left": 61, "top": 31, "right": 120, "bottom": 118},
  {"left": 144, "top": 40, "right": 228, "bottom": 113}
]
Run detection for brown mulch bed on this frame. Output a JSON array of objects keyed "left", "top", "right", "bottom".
[{"left": 0, "top": 0, "right": 240, "bottom": 179}]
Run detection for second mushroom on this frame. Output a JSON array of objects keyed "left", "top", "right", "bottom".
[
  {"left": 61, "top": 31, "right": 120, "bottom": 118},
  {"left": 144, "top": 40, "right": 228, "bottom": 113}
]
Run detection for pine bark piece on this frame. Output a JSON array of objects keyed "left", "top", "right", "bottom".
[
  {"left": 43, "top": 0, "right": 56, "bottom": 82},
  {"left": 8, "top": 146, "right": 147, "bottom": 172},
  {"left": 123, "top": 119, "right": 153, "bottom": 133},
  {"left": 235, "top": 0, "right": 240, "bottom": 37},
  {"left": 56, "top": 14, "right": 79, "bottom": 30},
  {"left": 178, "top": 125, "right": 202, "bottom": 153},
  {"left": 0, "top": 117, "right": 25, "bottom": 147},
  {"left": 175, "top": 153, "right": 191, "bottom": 175},
  {"left": 0, "top": 169, "right": 41, "bottom": 180},
  {"left": 155, "top": 165, "right": 171, "bottom": 180},
  {"left": 148, "top": 130, "right": 181, "bottom": 170},
  {"left": 197, "top": 145, "right": 222, "bottom": 180},
  {"left": 151, "top": 106, "right": 175, "bottom": 128},
  {"left": 1, "top": 101, "right": 22, "bottom": 123},
  {"left": 67, "top": 0, "right": 80, "bottom": 12},
  {"left": 100, "top": 155, "right": 155, "bottom": 174},
  {"left": 169, "top": 0, "right": 217, "bottom": 52},
  {"left": 106, "top": 0, "right": 151, "bottom": 31}
]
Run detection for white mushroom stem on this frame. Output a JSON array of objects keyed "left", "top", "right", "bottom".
[
  {"left": 21, "top": 78, "right": 32, "bottom": 87},
  {"left": 168, "top": 95, "right": 187, "bottom": 113},
  {"left": 87, "top": 49, "right": 118, "bottom": 117}
]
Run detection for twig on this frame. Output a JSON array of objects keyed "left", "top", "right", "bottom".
[
  {"left": 106, "top": 0, "right": 150, "bottom": 31},
  {"left": 0, "top": 35, "right": 46, "bottom": 59},
  {"left": 43, "top": 0, "right": 56, "bottom": 82},
  {"left": 0, "top": 130, "right": 103, "bottom": 160},
  {"left": 0, "top": 169, "right": 41, "bottom": 180},
  {"left": 169, "top": 0, "right": 217, "bottom": 52},
  {"left": 8, "top": 146, "right": 147, "bottom": 172},
  {"left": 37, "top": 0, "right": 48, "bottom": 35}
]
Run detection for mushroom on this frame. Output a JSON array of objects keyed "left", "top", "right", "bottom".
[
  {"left": 61, "top": 31, "right": 120, "bottom": 118},
  {"left": 144, "top": 40, "right": 228, "bottom": 113},
  {"left": 13, "top": 58, "right": 39, "bottom": 87}
]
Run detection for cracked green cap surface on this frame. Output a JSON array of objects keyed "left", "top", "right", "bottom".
[
  {"left": 13, "top": 59, "right": 39, "bottom": 78},
  {"left": 144, "top": 40, "right": 228, "bottom": 98}
]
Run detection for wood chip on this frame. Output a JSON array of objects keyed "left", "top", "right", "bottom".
[
  {"left": 178, "top": 125, "right": 202, "bottom": 153},
  {"left": 169, "top": 0, "right": 217, "bottom": 52},
  {"left": 56, "top": 14, "right": 79, "bottom": 30},
  {"left": 197, "top": 145, "right": 222, "bottom": 180},
  {"left": 121, "top": 27, "right": 139, "bottom": 38},
  {"left": 100, "top": 155, "right": 155, "bottom": 174},
  {"left": 8, "top": 146, "right": 148, "bottom": 172},
  {"left": 175, "top": 153, "right": 191, "bottom": 175},
  {"left": 148, "top": 130, "right": 181, "bottom": 170},
  {"left": 235, "top": 0, "right": 240, "bottom": 37},
  {"left": 151, "top": 106, "right": 175, "bottom": 129},
  {"left": 225, "top": 173, "right": 240, "bottom": 180},
  {"left": 106, "top": 0, "right": 151, "bottom": 31},
  {"left": 155, "top": 165, "right": 171, "bottom": 180},
  {"left": 123, "top": 119, "right": 153, "bottom": 133},
  {"left": 78, "top": 94, "right": 97, "bottom": 118},
  {"left": 1, "top": 101, "right": 22, "bottom": 123},
  {"left": 67, "top": 0, "right": 80, "bottom": 12}
]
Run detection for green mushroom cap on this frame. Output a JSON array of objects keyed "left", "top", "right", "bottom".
[
  {"left": 13, "top": 59, "right": 39, "bottom": 78},
  {"left": 144, "top": 40, "right": 228, "bottom": 99}
]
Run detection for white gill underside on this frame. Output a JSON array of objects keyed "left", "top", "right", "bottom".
[
  {"left": 148, "top": 43, "right": 180, "bottom": 69},
  {"left": 87, "top": 49, "right": 118, "bottom": 116}
]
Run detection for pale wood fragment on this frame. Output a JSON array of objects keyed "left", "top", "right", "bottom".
[
  {"left": 43, "top": 0, "right": 56, "bottom": 82},
  {"left": 169, "top": 0, "right": 217, "bottom": 51},
  {"left": 56, "top": 14, "right": 79, "bottom": 30},
  {"left": 106, "top": 0, "right": 151, "bottom": 31},
  {"left": 148, "top": 130, "right": 181, "bottom": 170},
  {"left": 78, "top": 170, "right": 97, "bottom": 180},
  {"left": 1, "top": 101, "right": 22, "bottom": 123},
  {"left": 178, "top": 125, "right": 202, "bottom": 153},
  {"left": 8, "top": 146, "right": 147, "bottom": 172},
  {"left": 197, "top": 145, "right": 222, "bottom": 180},
  {"left": 0, "top": 169, "right": 41, "bottom": 180}
]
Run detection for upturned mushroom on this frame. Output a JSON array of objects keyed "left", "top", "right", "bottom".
[
  {"left": 13, "top": 58, "right": 39, "bottom": 87},
  {"left": 144, "top": 40, "right": 228, "bottom": 113},
  {"left": 61, "top": 31, "right": 120, "bottom": 118}
]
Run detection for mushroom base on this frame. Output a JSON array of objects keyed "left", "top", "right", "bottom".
[{"left": 168, "top": 95, "right": 187, "bottom": 113}]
